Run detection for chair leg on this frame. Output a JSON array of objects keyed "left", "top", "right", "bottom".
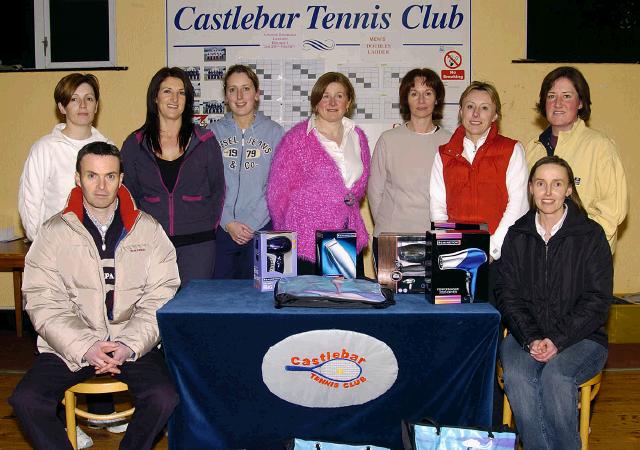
[
  {"left": 13, "top": 270, "right": 23, "bottom": 338},
  {"left": 503, "top": 392, "right": 513, "bottom": 427},
  {"left": 580, "top": 384, "right": 592, "bottom": 450},
  {"left": 64, "top": 390, "right": 78, "bottom": 450}
]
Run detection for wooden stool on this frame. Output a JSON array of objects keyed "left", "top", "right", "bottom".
[
  {"left": 578, "top": 372, "right": 603, "bottom": 450},
  {"left": 63, "top": 377, "right": 135, "bottom": 450},
  {"left": 0, "top": 240, "right": 29, "bottom": 337},
  {"left": 497, "top": 363, "right": 602, "bottom": 450}
]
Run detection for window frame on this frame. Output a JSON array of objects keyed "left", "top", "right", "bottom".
[{"left": 33, "top": 0, "right": 116, "bottom": 69}]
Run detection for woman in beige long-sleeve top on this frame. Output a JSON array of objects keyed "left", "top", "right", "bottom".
[{"left": 367, "top": 68, "right": 451, "bottom": 260}]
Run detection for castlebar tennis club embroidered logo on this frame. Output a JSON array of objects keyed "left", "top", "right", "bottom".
[
  {"left": 285, "top": 349, "right": 367, "bottom": 389},
  {"left": 262, "top": 329, "right": 398, "bottom": 408}
]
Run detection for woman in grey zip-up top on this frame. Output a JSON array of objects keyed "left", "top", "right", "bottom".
[{"left": 208, "top": 65, "right": 284, "bottom": 278}]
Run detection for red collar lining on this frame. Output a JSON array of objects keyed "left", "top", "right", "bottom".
[{"left": 63, "top": 185, "right": 140, "bottom": 232}]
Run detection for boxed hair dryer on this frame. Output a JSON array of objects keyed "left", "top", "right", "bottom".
[
  {"left": 315, "top": 230, "right": 357, "bottom": 278},
  {"left": 426, "top": 229, "right": 489, "bottom": 304},
  {"left": 377, "top": 233, "right": 429, "bottom": 294},
  {"left": 254, "top": 231, "right": 297, "bottom": 292},
  {"left": 431, "top": 221, "right": 489, "bottom": 231}
]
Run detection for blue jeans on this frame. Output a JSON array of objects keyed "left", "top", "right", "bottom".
[{"left": 500, "top": 334, "right": 607, "bottom": 450}]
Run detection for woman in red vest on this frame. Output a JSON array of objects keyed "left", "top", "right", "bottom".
[{"left": 430, "top": 81, "right": 528, "bottom": 264}]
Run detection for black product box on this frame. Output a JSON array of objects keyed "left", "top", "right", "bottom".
[
  {"left": 315, "top": 230, "right": 357, "bottom": 278},
  {"left": 426, "top": 229, "right": 490, "bottom": 304},
  {"left": 377, "top": 233, "right": 430, "bottom": 294},
  {"left": 431, "top": 221, "right": 489, "bottom": 231}
]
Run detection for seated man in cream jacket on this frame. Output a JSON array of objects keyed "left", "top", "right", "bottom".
[{"left": 9, "top": 142, "right": 180, "bottom": 450}]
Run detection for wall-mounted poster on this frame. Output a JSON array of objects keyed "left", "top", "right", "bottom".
[{"left": 166, "top": 0, "right": 471, "bottom": 141}]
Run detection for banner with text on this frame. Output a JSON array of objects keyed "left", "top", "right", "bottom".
[{"left": 166, "top": 0, "right": 471, "bottom": 139}]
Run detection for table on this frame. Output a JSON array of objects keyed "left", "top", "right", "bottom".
[
  {"left": 157, "top": 280, "right": 500, "bottom": 449},
  {"left": 0, "top": 240, "right": 29, "bottom": 337}
]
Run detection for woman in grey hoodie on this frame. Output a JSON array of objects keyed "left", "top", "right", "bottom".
[{"left": 209, "top": 65, "right": 284, "bottom": 278}]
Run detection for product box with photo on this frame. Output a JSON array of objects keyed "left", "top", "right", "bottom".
[
  {"left": 315, "top": 230, "right": 357, "bottom": 278},
  {"left": 431, "top": 222, "right": 489, "bottom": 232},
  {"left": 254, "top": 231, "right": 297, "bottom": 292},
  {"left": 427, "top": 228, "right": 490, "bottom": 304},
  {"left": 376, "top": 233, "right": 429, "bottom": 294}
]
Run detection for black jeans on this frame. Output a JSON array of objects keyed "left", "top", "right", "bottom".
[
  {"left": 214, "top": 221, "right": 272, "bottom": 279},
  {"left": 10, "top": 349, "right": 178, "bottom": 450}
]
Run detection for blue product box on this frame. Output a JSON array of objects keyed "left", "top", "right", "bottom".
[
  {"left": 254, "top": 231, "right": 297, "bottom": 292},
  {"left": 315, "top": 230, "right": 357, "bottom": 278},
  {"left": 426, "top": 229, "right": 490, "bottom": 304}
]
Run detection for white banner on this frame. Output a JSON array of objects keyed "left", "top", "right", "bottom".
[
  {"left": 166, "top": 0, "right": 471, "bottom": 140},
  {"left": 261, "top": 329, "right": 398, "bottom": 407}
]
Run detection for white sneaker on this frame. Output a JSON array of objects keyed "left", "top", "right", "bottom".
[
  {"left": 106, "top": 422, "right": 128, "bottom": 434},
  {"left": 75, "top": 426, "right": 94, "bottom": 449},
  {"left": 87, "top": 418, "right": 128, "bottom": 434}
]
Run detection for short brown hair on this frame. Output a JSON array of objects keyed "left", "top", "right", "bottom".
[
  {"left": 310, "top": 72, "right": 355, "bottom": 117},
  {"left": 528, "top": 155, "right": 585, "bottom": 213},
  {"left": 54, "top": 73, "right": 100, "bottom": 107},
  {"left": 398, "top": 68, "right": 445, "bottom": 122},
  {"left": 536, "top": 66, "right": 591, "bottom": 121},
  {"left": 459, "top": 81, "right": 502, "bottom": 121},
  {"left": 76, "top": 141, "right": 122, "bottom": 174}
]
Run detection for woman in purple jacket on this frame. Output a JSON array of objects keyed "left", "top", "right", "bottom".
[
  {"left": 267, "top": 72, "right": 370, "bottom": 276},
  {"left": 121, "top": 67, "right": 225, "bottom": 286}
]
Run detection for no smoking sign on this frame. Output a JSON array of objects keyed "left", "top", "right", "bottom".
[{"left": 444, "top": 50, "right": 462, "bottom": 69}]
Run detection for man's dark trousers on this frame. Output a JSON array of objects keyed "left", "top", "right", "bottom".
[{"left": 9, "top": 348, "right": 178, "bottom": 450}]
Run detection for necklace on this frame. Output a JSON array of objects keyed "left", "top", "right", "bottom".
[
  {"left": 84, "top": 199, "right": 118, "bottom": 251},
  {"left": 407, "top": 122, "right": 438, "bottom": 134}
]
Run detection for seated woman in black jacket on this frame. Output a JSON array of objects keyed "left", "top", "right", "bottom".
[{"left": 497, "top": 155, "right": 612, "bottom": 450}]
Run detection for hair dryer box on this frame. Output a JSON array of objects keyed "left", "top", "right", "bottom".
[
  {"left": 315, "top": 230, "right": 357, "bottom": 278},
  {"left": 377, "top": 233, "right": 429, "bottom": 293},
  {"left": 426, "top": 229, "right": 490, "bottom": 304},
  {"left": 431, "top": 221, "right": 489, "bottom": 231},
  {"left": 254, "top": 231, "right": 297, "bottom": 292}
]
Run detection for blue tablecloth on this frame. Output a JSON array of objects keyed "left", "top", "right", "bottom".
[{"left": 157, "top": 280, "right": 500, "bottom": 449}]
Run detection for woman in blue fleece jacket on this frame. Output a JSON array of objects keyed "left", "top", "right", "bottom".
[
  {"left": 121, "top": 67, "right": 225, "bottom": 286},
  {"left": 208, "top": 65, "right": 284, "bottom": 278}
]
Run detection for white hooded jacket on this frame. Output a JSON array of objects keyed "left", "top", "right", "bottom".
[{"left": 18, "top": 123, "right": 111, "bottom": 241}]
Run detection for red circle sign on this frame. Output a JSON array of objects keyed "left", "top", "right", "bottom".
[{"left": 444, "top": 51, "right": 462, "bottom": 69}]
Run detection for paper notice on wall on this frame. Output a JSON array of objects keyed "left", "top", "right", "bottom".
[{"left": 167, "top": 0, "right": 471, "bottom": 142}]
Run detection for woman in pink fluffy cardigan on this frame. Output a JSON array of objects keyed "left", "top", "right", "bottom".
[{"left": 267, "top": 72, "right": 370, "bottom": 276}]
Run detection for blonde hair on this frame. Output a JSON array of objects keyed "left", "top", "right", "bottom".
[{"left": 459, "top": 81, "right": 502, "bottom": 120}]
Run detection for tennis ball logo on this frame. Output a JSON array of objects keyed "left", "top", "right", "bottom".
[{"left": 262, "top": 330, "right": 398, "bottom": 407}]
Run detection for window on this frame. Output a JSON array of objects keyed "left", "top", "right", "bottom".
[
  {"left": 527, "top": 0, "right": 639, "bottom": 63},
  {"left": 0, "top": 0, "right": 115, "bottom": 70}
]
